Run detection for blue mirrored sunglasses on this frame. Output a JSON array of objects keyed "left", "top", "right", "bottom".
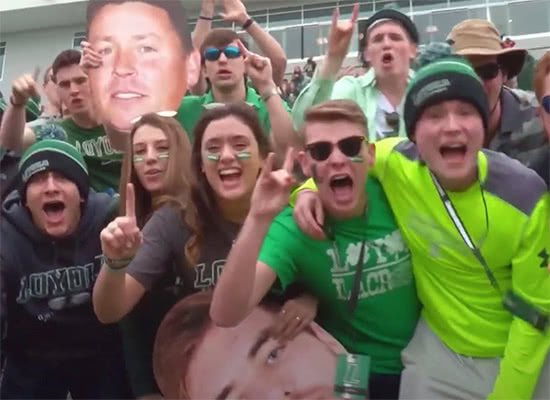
[
  {"left": 204, "top": 45, "right": 241, "bottom": 61},
  {"left": 542, "top": 95, "right": 550, "bottom": 114}
]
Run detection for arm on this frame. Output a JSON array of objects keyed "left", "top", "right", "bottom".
[
  {"left": 239, "top": 42, "right": 298, "bottom": 153},
  {"left": 0, "top": 73, "right": 40, "bottom": 152},
  {"left": 291, "top": 5, "right": 360, "bottom": 129},
  {"left": 220, "top": 0, "right": 286, "bottom": 86},
  {"left": 489, "top": 194, "right": 550, "bottom": 399},
  {"left": 211, "top": 150, "right": 295, "bottom": 326},
  {"left": 192, "top": 0, "right": 215, "bottom": 50}
]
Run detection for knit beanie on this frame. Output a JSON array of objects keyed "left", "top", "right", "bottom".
[
  {"left": 19, "top": 139, "right": 89, "bottom": 202},
  {"left": 404, "top": 57, "right": 489, "bottom": 140}
]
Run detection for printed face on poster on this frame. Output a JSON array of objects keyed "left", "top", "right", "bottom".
[
  {"left": 153, "top": 291, "right": 354, "bottom": 400},
  {"left": 85, "top": 0, "right": 199, "bottom": 138}
]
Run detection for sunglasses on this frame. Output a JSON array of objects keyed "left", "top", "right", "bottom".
[
  {"left": 474, "top": 63, "right": 501, "bottom": 81},
  {"left": 131, "top": 110, "right": 177, "bottom": 125},
  {"left": 306, "top": 136, "right": 365, "bottom": 162},
  {"left": 542, "top": 95, "right": 550, "bottom": 114},
  {"left": 204, "top": 45, "right": 241, "bottom": 62},
  {"left": 384, "top": 111, "right": 400, "bottom": 132}
]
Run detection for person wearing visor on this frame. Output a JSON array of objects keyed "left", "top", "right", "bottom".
[
  {"left": 292, "top": 6, "right": 418, "bottom": 142},
  {"left": 211, "top": 100, "right": 419, "bottom": 399},
  {"left": 448, "top": 19, "right": 549, "bottom": 186},
  {"left": 175, "top": 29, "right": 296, "bottom": 153}
]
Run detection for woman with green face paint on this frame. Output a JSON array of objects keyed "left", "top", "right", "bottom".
[{"left": 94, "top": 104, "right": 321, "bottom": 398}]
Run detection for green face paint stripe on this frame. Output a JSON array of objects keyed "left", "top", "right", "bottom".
[
  {"left": 158, "top": 153, "right": 169, "bottom": 159},
  {"left": 206, "top": 153, "right": 220, "bottom": 161},
  {"left": 236, "top": 151, "right": 251, "bottom": 159},
  {"left": 349, "top": 156, "right": 364, "bottom": 163},
  {"left": 133, "top": 155, "right": 144, "bottom": 163}
]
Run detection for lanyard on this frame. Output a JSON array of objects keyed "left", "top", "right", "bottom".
[{"left": 430, "top": 172, "right": 548, "bottom": 332}]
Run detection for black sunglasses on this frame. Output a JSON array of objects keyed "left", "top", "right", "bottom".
[
  {"left": 474, "top": 62, "right": 501, "bottom": 81},
  {"left": 204, "top": 45, "right": 241, "bottom": 62},
  {"left": 306, "top": 136, "right": 365, "bottom": 162},
  {"left": 542, "top": 95, "right": 550, "bottom": 114}
]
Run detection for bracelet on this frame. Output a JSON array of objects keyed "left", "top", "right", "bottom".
[
  {"left": 9, "top": 96, "right": 25, "bottom": 108},
  {"left": 199, "top": 15, "right": 213, "bottom": 21},
  {"left": 261, "top": 87, "right": 279, "bottom": 102},
  {"left": 242, "top": 18, "right": 254, "bottom": 30},
  {"left": 103, "top": 256, "right": 132, "bottom": 272}
]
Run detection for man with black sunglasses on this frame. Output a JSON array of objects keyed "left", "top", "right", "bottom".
[
  {"left": 211, "top": 100, "right": 419, "bottom": 399},
  {"left": 448, "top": 19, "right": 549, "bottom": 186}
]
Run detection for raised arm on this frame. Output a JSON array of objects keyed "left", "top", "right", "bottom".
[
  {"left": 192, "top": 0, "right": 215, "bottom": 50},
  {"left": 211, "top": 150, "right": 295, "bottom": 326},
  {"left": 221, "top": 0, "right": 286, "bottom": 86},
  {"left": 0, "top": 70, "right": 41, "bottom": 152}
]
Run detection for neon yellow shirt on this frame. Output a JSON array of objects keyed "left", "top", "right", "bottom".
[{"left": 294, "top": 138, "right": 550, "bottom": 399}]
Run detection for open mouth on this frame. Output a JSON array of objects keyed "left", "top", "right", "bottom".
[
  {"left": 329, "top": 174, "right": 354, "bottom": 201},
  {"left": 219, "top": 168, "right": 242, "bottom": 186},
  {"left": 382, "top": 53, "right": 394, "bottom": 65},
  {"left": 145, "top": 169, "right": 162, "bottom": 177},
  {"left": 440, "top": 144, "right": 467, "bottom": 163},
  {"left": 43, "top": 200, "right": 66, "bottom": 221}
]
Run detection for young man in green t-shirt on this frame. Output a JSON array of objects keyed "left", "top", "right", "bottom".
[
  {"left": 211, "top": 100, "right": 419, "bottom": 399},
  {"left": 293, "top": 57, "right": 550, "bottom": 399},
  {"left": 0, "top": 50, "right": 121, "bottom": 193}
]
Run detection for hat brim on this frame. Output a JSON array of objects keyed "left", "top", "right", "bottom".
[{"left": 456, "top": 47, "right": 527, "bottom": 79}]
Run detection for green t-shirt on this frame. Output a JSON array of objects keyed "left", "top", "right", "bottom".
[
  {"left": 32, "top": 119, "right": 122, "bottom": 193},
  {"left": 373, "top": 137, "right": 550, "bottom": 399},
  {"left": 259, "top": 178, "right": 419, "bottom": 374},
  {"left": 175, "top": 85, "right": 290, "bottom": 140}
]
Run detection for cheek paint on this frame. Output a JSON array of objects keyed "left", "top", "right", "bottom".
[
  {"left": 311, "top": 164, "right": 324, "bottom": 184},
  {"left": 236, "top": 151, "right": 251, "bottom": 160},
  {"left": 206, "top": 152, "right": 220, "bottom": 162},
  {"left": 157, "top": 152, "right": 169, "bottom": 160},
  {"left": 133, "top": 155, "right": 144, "bottom": 163},
  {"left": 348, "top": 155, "right": 364, "bottom": 163}
]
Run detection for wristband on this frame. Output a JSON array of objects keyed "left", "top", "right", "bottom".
[
  {"left": 103, "top": 256, "right": 132, "bottom": 272},
  {"left": 242, "top": 18, "right": 254, "bottom": 30},
  {"left": 199, "top": 15, "right": 213, "bottom": 21},
  {"left": 9, "top": 96, "right": 25, "bottom": 108},
  {"left": 261, "top": 87, "right": 279, "bottom": 102}
]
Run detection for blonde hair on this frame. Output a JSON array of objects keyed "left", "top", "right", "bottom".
[{"left": 533, "top": 51, "right": 550, "bottom": 103}]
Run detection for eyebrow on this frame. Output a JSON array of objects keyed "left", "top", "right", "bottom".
[
  {"left": 215, "top": 384, "right": 234, "bottom": 400},
  {"left": 248, "top": 328, "right": 270, "bottom": 359},
  {"left": 97, "top": 33, "right": 161, "bottom": 42}
]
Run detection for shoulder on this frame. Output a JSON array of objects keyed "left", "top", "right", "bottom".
[
  {"left": 177, "top": 95, "right": 206, "bottom": 110},
  {"left": 145, "top": 205, "right": 185, "bottom": 234},
  {"left": 375, "top": 137, "right": 419, "bottom": 161},
  {"left": 505, "top": 87, "right": 538, "bottom": 108},
  {"left": 483, "top": 150, "right": 547, "bottom": 215}
]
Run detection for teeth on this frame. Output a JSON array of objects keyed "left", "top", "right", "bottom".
[
  {"left": 114, "top": 93, "right": 142, "bottom": 99},
  {"left": 446, "top": 144, "right": 465, "bottom": 148},
  {"left": 332, "top": 174, "right": 348, "bottom": 180},
  {"left": 219, "top": 168, "right": 240, "bottom": 176}
]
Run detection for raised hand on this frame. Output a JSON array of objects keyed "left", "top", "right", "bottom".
[
  {"left": 293, "top": 189, "right": 326, "bottom": 240},
  {"left": 238, "top": 41, "right": 275, "bottom": 94},
  {"left": 250, "top": 148, "right": 295, "bottom": 220},
  {"left": 327, "top": 4, "right": 360, "bottom": 60},
  {"left": 100, "top": 184, "right": 142, "bottom": 261},
  {"left": 220, "top": 0, "right": 249, "bottom": 26},
  {"left": 80, "top": 41, "right": 103, "bottom": 72},
  {"left": 10, "top": 67, "right": 40, "bottom": 106}
]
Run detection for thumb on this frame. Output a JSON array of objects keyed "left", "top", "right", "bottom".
[{"left": 260, "top": 152, "right": 275, "bottom": 180}]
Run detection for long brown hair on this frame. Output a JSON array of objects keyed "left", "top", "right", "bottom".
[
  {"left": 185, "top": 103, "right": 270, "bottom": 265},
  {"left": 119, "top": 113, "right": 194, "bottom": 229}
]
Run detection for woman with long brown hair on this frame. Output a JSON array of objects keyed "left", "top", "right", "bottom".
[{"left": 93, "top": 104, "right": 318, "bottom": 397}]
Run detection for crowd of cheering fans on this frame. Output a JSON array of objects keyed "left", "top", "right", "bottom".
[{"left": 0, "top": 0, "right": 549, "bottom": 399}]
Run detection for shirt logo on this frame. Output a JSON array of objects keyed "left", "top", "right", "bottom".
[{"left": 539, "top": 249, "right": 549, "bottom": 268}]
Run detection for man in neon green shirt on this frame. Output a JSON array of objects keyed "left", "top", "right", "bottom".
[{"left": 293, "top": 57, "right": 550, "bottom": 399}]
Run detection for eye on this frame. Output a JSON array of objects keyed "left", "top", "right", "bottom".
[
  {"left": 139, "top": 45, "right": 156, "bottom": 53},
  {"left": 97, "top": 47, "right": 112, "bottom": 56},
  {"left": 234, "top": 142, "right": 248, "bottom": 151},
  {"left": 157, "top": 145, "right": 169, "bottom": 152},
  {"left": 134, "top": 147, "right": 145, "bottom": 155},
  {"left": 206, "top": 145, "right": 220, "bottom": 153},
  {"left": 266, "top": 346, "right": 284, "bottom": 365}
]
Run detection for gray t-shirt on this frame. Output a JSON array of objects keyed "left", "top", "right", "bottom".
[{"left": 127, "top": 205, "right": 240, "bottom": 292}]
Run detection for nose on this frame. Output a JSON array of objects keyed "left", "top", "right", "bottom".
[
  {"left": 382, "top": 35, "right": 392, "bottom": 47},
  {"left": 443, "top": 112, "right": 461, "bottom": 133},
  {"left": 217, "top": 51, "right": 228, "bottom": 63},
  {"left": 113, "top": 47, "right": 137, "bottom": 77},
  {"left": 144, "top": 146, "right": 157, "bottom": 164},
  {"left": 44, "top": 173, "right": 60, "bottom": 193},
  {"left": 218, "top": 144, "right": 234, "bottom": 163},
  {"left": 69, "top": 81, "right": 79, "bottom": 95},
  {"left": 327, "top": 144, "right": 347, "bottom": 166}
]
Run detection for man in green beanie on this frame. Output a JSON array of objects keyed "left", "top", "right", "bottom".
[
  {"left": 0, "top": 139, "right": 130, "bottom": 399},
  {"left": 292, "top": 57, "right": 550, "bottom": 399}
]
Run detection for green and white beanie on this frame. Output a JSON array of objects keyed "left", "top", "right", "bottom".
[
  {"left": 404, "top": 56, "right": 489, "bottom": 140},
  {"left": 19, "top": 139, "right": 89, "bottom": 202}
]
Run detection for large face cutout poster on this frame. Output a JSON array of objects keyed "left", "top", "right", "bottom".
[
  {"left": 85, "top": 0, "right": 198, "bottom": 137},
  {"left": 153, "top": 291, "right": 356, "bottom": 400}
]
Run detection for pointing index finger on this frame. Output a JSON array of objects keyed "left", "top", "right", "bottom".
[
  {"left": 282, "top": 147, "right": 295, "bottom": 174},
  {"left": 237, "top": 40, "right": 250, "bottom": 58},
  {"left": 125, "top": 183, "right": 136, "bottom": 218}
]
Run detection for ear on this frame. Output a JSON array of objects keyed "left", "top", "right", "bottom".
[
  {"left": 409, "top": 43, "right": 418, "bottom": 61},
  {"left": 297, "top": 151, "right": 311, "bottom": 178},
  {"left": 186, "top": 49, "right": 201, "bottom": 89},
  {"left": 365, "top": 143, "right": 375, "bottom": 168}
]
